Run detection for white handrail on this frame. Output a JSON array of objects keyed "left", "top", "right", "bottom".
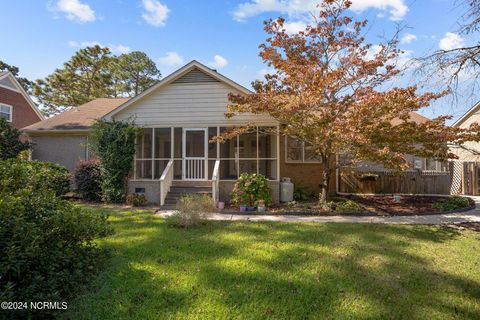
[
  {"left": 159, "top": 160, "right": 174, "bottom": 206},
  {"left": 211, "top": 160, "right": 220, "bottom": 205}
]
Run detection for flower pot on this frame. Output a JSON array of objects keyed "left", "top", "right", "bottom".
[
  {"left": 239, "top": 205, "right": 247, "bottom": 212},
  {"left": 217, "top": 201, "right": 225, "bottom": 210}
]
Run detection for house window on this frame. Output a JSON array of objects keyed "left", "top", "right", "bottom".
[
  {"left": 424, "top": 159, "right": 448, "bottom": 172},
  {"left": 285, "top": 136, "right": 322, "bottom": 163},
  {"left": 0, "top": 104, "right": 12, "bottom": 122},
  {"left": 413, "top": 157, "right": 448, "bottom": 172}
]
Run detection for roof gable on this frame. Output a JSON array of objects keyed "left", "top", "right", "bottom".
[
  {"left": 0, "top": 72, "right": 44, "bottom": 121},
  {"left": 103, "top": 60, "right": 251, "bottom": 120},
  {"left": 0, "top": 76, "right": 17, "bottom": 90},
  {"left": 453, "top": 101, "right": 480, "bottom": 127}
]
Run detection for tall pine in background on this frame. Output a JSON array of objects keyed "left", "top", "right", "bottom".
[{"left": 32, "top": 45, "right": 161, "bottom": 116}]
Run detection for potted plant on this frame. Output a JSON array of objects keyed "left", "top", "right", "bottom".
[{"left": 257, "top": 200, "right": 266, "bottom": 212}]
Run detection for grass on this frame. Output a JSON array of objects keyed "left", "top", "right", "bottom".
[{"left": 63, "top": 206, "right": 480, "bottom": 320}]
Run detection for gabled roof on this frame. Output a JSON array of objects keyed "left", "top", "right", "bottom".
[
  {"left": 103, "top": 60, "right": 252, "bottom": 120},
  {"left": 23, "top": 98, "right": 129, "bottom": 133},
  {"left": 452, "top": 101, "right": 480, "bottom": 127},
  {"left": 0, "top": 71, "right": 44, "bottom": 120}
]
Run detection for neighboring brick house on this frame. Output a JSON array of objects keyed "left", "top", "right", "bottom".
[{"left": 0, "top": 71, "right": 43, "bottom": 129}]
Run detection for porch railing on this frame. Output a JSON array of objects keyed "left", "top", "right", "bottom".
[
  {"left": 159, "top": 159, "right": 174, "bottom": 206},
  {"left": 211, "top": 160, "right": 220, "bottom": 204},
  {"left": 184, "top": 158, "right": 206, "bottom": 180}
]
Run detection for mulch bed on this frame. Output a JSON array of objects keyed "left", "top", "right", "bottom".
[
  {"left": 221, "top": 195, "right": 475, "bottom": 216},
  {"left": 342, "top": 195, "right": 445, "bottom": 216}
]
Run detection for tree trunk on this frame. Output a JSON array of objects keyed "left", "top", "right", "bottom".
[{"left": 319, "top": 155, "right": 330, "bottom": 203}]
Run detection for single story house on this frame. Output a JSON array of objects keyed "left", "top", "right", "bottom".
[
  {"left": 24, "top": 60, "right": 449, "bottom": 205},
  {"left": 0, "top": 71, "right": 44, "bottom": 128}
]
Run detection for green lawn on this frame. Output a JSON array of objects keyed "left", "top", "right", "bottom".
[{"left": 64, "top": 207, "right": 480, "bottom": 320}]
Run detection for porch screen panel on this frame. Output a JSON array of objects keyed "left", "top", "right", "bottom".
[
  {"left": 218, "top": 126, "right": 278, "bottom": 180},
  {"left": 135, "top": 128, "right": 153, "bottom": 179},
  {"left": 155, "top": 128, "right": 171, "bottom": 158}
]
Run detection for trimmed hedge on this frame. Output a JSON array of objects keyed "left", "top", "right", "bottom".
[
  {"left": 0, "top": 159, "right": 70, "bottom": 196},
  {"left": 74, "top": 159, "right": 102, "bottom": 201}
]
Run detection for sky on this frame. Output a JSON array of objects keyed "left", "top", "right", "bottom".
[{"left": 0, "top": 0, "right": 478, "bottom": 122}]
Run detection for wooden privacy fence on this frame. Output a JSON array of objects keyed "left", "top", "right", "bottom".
[{"left": 338, "top": 170, "right": 453, "bottom": 195}]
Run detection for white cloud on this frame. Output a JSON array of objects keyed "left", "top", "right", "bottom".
[
  {"left": 68, "top": 41, "right": 131, "bottom": 54},
  {"left": 232, "top": 0, "right": 408, "bottom": 22},
  {"left": 349, "top": 0, "right": 408, "bottom": 21},
  {"left": 257, "top": 67, "right": 275, "bottom": 78},
  {"left": 400, "top": 33, "right": 417, "bottom": 44},
  {"left": 439, "top": 32, "right": 465, "bottom": 51},
  {"left": 141, "top": 0, "right": 170, "bottom": 27},
  {"left": 158, "top": 52, "right": 184, "bottom": 66},
  {"left": 109, "top": 44, "right": 131, "bottom": 54},
  {"left": 365, "top": 44, "right": 383, "bottom": 60},
  {"left": 282, "top": 21, "right": 307, "bottom": 34},
  {"left": 54, "top": 0, "right": 96, "bottom": 23},
  {"left": 207, "top": 55, "right": 228, "bottom": 69}
]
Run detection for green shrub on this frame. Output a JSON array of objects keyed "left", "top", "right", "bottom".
[
  {"left": 126, "top": 193, "right": 147, "bottom": 207},
  {"left": 0, "top": 118, "right": 31, "bottom": 160},
  {"left": 89, "top": 119, "right": 138, "bottom": 203},
  {"left": 0, "top": 188, "right": 111, "bottom": 318},
  {"left": 0, "top": 159, "right": 70, "bottom": 196},
  {"left": 334, "top": 200, "right": 364, "bottom": 214},
  {"left": 294, "top": 185, "right": 317, "bottom": 202},
  {"left": 230, "top": 173, "right": 272, "bottom": 206},
  {"left": 167, "top": 194, "right": 215, "bottom": 228},
  {"left": 74, "top": 159, "right": 102, "bottom": 201},
  {"left": 433, "top": 196, "right": 472, "bottom": 212}
]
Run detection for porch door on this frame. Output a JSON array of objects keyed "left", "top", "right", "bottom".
[{"left": 182, "top": 128, "right": 208, "bottom": 180}]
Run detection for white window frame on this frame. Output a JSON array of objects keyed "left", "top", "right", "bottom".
[
  {"left": 0, "top": 103, "right": 12, "bottom": 122},
  {"left": 285, "top": 136, "right": 322, "bottom": 163},
  {"left": 423, "top": 158, "right": 447, "bottom": 172}
]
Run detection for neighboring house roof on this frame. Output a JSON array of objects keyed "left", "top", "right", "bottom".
[
  {"left": 0, "top": 71, "right": 44, "bottom": 121},
  {"left": 23, "top": 98, "right": 129, "bottom": 133},
  {"left": 391, "top": 111, "right": 430, "bottom": 126},
  {"left": 103, "top": 60, "right": 252, "bottom": 120},
  {"left": 452, "top": 100, "right": 480, "bottom": 127}
]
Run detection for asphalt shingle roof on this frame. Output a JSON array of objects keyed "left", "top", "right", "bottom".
[{"left": 23, "top": 98, "right": 129, "bottom": 132}]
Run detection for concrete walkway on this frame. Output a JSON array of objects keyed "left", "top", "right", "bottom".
[{"left": 156, "top": 197, "right": 480, "bottom": 225}]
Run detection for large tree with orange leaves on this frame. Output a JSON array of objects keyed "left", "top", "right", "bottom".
[{"left": 224, "top": 0, "right": 480, "bottom": 202}]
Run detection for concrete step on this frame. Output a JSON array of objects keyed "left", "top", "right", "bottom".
[
  {"left": 171, "top": 181, "right": 211, "bottom": 187},
  {"left": 162, "top": 184, "right": 213, "bottom": 209}
]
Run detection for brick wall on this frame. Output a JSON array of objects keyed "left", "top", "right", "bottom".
[
  {"left": 279, "top": 135, "right": 337, "bottom": 195},
  {"left": 0, "top": 86, "right": 41, "bottom": 129}
]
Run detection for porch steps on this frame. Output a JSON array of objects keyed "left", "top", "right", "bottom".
[{"left": 161, "top": 182, "right": 212, "bottom": 210}]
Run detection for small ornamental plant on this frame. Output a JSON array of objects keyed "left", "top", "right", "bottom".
[
  {"left": 230, "top": 173, "right": 272, "bottom": 207},
  {"left": 126, "top": 193, "right": 147, "bottom": 207},
  {"left": 74, "top": 159, "right": 102, "bottom": 201},
  {"left": 167, "top": 194, "right": 215, "bottom": 228}
]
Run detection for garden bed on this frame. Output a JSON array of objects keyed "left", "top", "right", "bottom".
[{"left": 220, "top": 195, "right": 476, "bottom": 216}]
